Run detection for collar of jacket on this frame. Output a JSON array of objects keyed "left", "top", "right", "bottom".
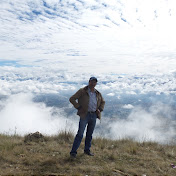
[{"left": 83, "top": 85, "right": 99, "bottom": 95}]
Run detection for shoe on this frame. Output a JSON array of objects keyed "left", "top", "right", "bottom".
[
  {"left": 70, "top": 153, "right": 76, "bottom": 158},
  {"left": 84, "top": 151, "right": 94, "bottom": 156}
]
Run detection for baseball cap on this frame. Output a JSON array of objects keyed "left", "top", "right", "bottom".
[{"left": 89, "top": 77, "right": 98, "bottom": 82}]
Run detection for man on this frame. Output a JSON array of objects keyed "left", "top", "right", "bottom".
[{"left": 69, "top": 77, "right": 105, "bottom": 158}]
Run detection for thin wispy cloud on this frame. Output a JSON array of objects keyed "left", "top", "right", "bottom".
[{"left": 1, "top": 0, "right": 176, "bottom": 71}]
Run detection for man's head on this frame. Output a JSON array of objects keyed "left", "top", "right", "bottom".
[
  {"left": 89, "top": 77, "right": 98, "bottom": 89},
  {"left": 89, "top": 77, "right": 98, "bottom": 82}
]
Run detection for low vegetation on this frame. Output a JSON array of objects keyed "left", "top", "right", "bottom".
[{"left": 0, "top": 132, "right": 176, "bottom": 175}]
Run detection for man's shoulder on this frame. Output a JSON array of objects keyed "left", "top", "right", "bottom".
[
  {"left": 82, "top": 86, "right": 88, "bottom": 91},
  {"left": 77, "top": 86, "right": 88, "bottom": 93}
]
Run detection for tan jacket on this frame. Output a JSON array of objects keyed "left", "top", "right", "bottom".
[{"left": 69, "top": 86, "right": 105, "bottom": 119}]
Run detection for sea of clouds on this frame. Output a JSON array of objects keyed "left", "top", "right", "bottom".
[{"left": 1, "top": 0, "right": 176, "bottom": 143}]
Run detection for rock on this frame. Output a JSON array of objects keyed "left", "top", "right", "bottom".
[{"left": 24, "top": 131, "right": 45, "bottom": 143}]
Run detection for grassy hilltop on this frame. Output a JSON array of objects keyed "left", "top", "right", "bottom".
[{"left": 0, "top": 132, "right": 176, "bottom": 176}]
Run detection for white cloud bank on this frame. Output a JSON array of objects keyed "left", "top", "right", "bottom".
[
  {"left": 100, "top": 105, "right": 176, "bottom": 144},
  {"left": 0, "top": 66, "right": 176, "bottom": 96},
  {"left": 0, "top": 93, "right": 78, "bottom": 135}
]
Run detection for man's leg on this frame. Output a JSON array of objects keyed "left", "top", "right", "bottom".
[
  {"left": 84, "top": 113, "right": 97, "bottom": 153},
  {"left": 70, "top": 115, "right": 88, "bottom": 156}
]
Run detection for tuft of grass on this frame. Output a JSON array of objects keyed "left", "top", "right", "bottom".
[
  {"left": 126, "top": 142, "right": 138, "bottom": 155},
  {"left": 0, "top": 134, "right": 22, "bottom": 151},
  {"left": 0, "top": 132, "right": 176, "bottom": 175},
  {"left": 50, "top": 130, "right": 74, "bottom": 144}
]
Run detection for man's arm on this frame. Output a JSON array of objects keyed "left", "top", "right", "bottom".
[{"left": 69, "top": 88, "right": 83, "bottom": 109}]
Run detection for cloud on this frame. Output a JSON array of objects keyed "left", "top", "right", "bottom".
[
  {"left": 103, "top": 105, "right": 176, "bottom": 143},
  {"left": 107, "top": 93, "right": 115, "bottom": 96},
  {"left": 1, "top": 0, "right": 176, "bottom": 75},
  {"left": 0, "top": 93, "right": 78, "bottom": 135},
  {"left": 1, "top": 93, "right": 175, "bottom": 144},
  {"left": 123, "top": 104, "right": 134, "bottom": 109},
  {"left": 0, "top": 66, "right": 176, "bottom": 96}
]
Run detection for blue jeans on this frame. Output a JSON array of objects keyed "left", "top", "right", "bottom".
[{"left": 70, "top": 112, "right": 97, "bottom": 155}]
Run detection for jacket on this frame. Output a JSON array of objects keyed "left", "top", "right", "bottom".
[{"left": 69, "top": 86, "right": 105, "bottom": 119}]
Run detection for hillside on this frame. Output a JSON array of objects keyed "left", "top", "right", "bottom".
[{"left": 0, "top": 131, "right": 176, "bottom": 175}]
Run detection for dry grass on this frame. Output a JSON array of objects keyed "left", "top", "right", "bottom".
[{"left": 0, "top": 132, "right": 176, "bottom": 175}]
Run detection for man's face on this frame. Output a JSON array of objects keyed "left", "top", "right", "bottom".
[{"left": 89, "top": 80, "right": 97, "bottom": 88}]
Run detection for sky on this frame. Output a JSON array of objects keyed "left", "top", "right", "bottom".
[{"left": 1, "top": 0, "right": 176, "bottom": 143}]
